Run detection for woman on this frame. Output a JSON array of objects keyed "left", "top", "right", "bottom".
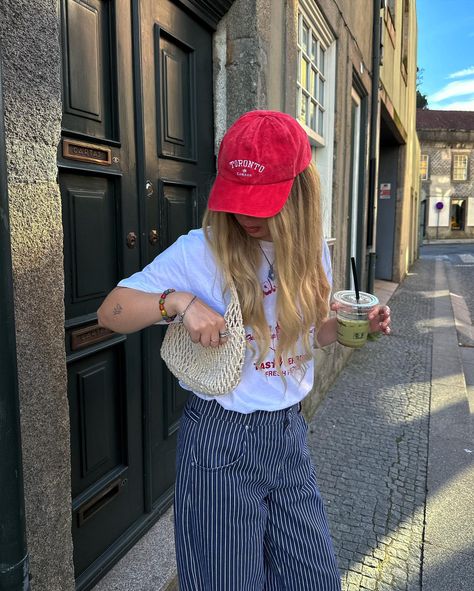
[{"left": 98, "top": 110, "right": 391, "bottom": 590}]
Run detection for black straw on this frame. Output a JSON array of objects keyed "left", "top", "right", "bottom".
[{"left": 351, "top": 257, "right": 360, "bottom": 303}]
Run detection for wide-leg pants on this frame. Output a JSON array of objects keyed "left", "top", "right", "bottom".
[{"left": 174, "top": 395, "right": 341, "bottom": 591}]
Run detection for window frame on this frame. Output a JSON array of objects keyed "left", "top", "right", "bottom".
[
  {"left": 296, "top": 1, "right": 333, "bottom": 146},
  {"left": 296, "top": 1, "right": 336, "bottom": 242},
  {"left": 452, "top": 153, "right": 468, "bottom": 182}
]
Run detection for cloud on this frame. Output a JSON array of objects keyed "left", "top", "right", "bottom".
[
  {"left": 429, "top": 78, "right": 474, "bottom": 102},
  {"left": 448, "top": 66, "right": 474, "bottom": 79},
  {"left": 429, "top": 96, "right": 474, "bottom": 111}
]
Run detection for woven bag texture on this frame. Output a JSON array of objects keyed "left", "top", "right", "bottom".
[{"left": 160, "top": 281, "right": 246, "bottom": 395}]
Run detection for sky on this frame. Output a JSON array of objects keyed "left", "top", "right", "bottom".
[{"left": 417, "top": 0, "right": 474, "bottom": 110}]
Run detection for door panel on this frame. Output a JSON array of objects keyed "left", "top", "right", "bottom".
[
  {"left": 160, "top": 181, "right": 199, "bottom": 243},
  {"left": 62, "top": 174, "right": 120, "bottom": 316},
  {"left": 157, "top": 28, "right": 197, "bottom": 161},
  {"left": 61, "top": 0, "right": 118, "bottom": 139},
  {"left": 140, "top": 0, "right": 215, "bottom": 505}
]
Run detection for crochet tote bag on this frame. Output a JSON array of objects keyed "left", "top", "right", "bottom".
[{"left": 160, "top": 280, "right": 246, "bottom": 396}]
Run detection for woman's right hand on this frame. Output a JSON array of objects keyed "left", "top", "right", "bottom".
[{"left": 166, "top": 292, "right": 229, "bottom": 348}]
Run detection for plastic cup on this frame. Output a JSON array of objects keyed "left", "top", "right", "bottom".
[{"left": 333, "top": 290, "right": 379, "bottom": 348}]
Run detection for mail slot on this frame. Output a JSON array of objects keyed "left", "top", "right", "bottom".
[
  {"left": 71, "top": 323, "right": 115, "bottom": 351},
  {"left": 63, "top": 138, "right": 112, "bottom": 165},
  {"left": 77, "top": 477, "right": 124, "bottom": 527}
]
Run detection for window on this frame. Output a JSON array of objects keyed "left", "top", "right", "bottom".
[
  {"left": 401, "top": 0, "right": 409, "bottom": 81},
  {"left": 420, "top": 154, "right": 429, "bottom": 180},
  {"left": 297, "top": 1, "right": 336, "bottom": 240},
  {"left": 297, "top": 7, "right": 330, "bottom": 142},
  {"left": 450, "top": 199, "right": 466, "bottom": 230},
  {"left": 452, "top": 154, "right": 468, "bottom": 181}
]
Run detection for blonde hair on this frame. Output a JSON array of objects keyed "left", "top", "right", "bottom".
[{"left": 202, "top": 161, "right": 330, "bottom": 371}]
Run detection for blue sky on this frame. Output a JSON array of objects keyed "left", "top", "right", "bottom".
[{"left": 417, "top": 0, "right": 474, "bottom": 110}]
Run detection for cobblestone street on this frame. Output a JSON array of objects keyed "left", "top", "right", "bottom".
[{"left": 308, "top": 259, "right": 434, "bottom": 591}]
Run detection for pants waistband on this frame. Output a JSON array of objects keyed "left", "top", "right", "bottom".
[{"left": 187, "top": 395, "right": 301, "bottom": 426}]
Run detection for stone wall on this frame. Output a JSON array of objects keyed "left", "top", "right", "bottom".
[{"left": 0, "top": 2, "right": 75, "bottom": 590}]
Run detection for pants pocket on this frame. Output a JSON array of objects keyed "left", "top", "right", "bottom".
[{"left": 191, "top": 416, "right": 249, "bottom": 471}]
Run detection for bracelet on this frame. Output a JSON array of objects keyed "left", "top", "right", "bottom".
[
  {"left": 177, "top": 295, "right": 198, "bottom": 323},
  {"left": 159, "top": 289, "right": 177, "bottom": 323}
]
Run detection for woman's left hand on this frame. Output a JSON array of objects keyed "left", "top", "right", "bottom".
[{"left": 368, "top": 305, "right": 391, "bottom": 335}]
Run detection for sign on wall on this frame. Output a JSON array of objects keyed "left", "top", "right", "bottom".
[{"left": 379, "top": 183, "right": 391, "bottom": 199}]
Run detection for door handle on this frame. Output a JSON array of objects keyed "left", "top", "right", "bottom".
[
  {"left": 149, "top": 229, "right": 159, "bottom": 245},
  {"left": 145, "top": 180, "right": 154, "bottom": 197},
  {"left": 126, "top": 231, "right": 137, "bottom": 248}
]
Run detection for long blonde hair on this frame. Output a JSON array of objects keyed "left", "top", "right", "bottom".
[{"left": 202, "top": 161, "right": 330, "bottom": 369}]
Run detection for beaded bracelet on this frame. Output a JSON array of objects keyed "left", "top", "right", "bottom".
[{"left": 159, "top": 289, "right": 177, "bottom": 323}]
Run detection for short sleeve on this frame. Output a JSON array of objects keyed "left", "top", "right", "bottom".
[{"left": 117, "top": 234, "right": 191, "bottom": 294}]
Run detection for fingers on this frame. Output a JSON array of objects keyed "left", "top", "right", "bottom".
[
  {"left": 181, "top": 297, "right": 229, "bottom": 347},
  {"left": 198, "top": 327, "right": 229, "bottom": 348},
  {"left": 367, "top": 304, "right": 391, "bottom": 336},
  {"left": 370, "top": 305, "right": 391, "bottom": 335},
  {"left": 380, "top": 305, "right": 391, "bottom": 334}
]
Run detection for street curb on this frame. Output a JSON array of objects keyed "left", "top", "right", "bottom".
[
  {"left": 162, "top": 574, "right": 179, "bottom": 591},
  {"left": 421, "top": 257, "right": 473, "bottom": 590},
  {"left": 422, "top": 239, "right": 474, "bottom": 245}
]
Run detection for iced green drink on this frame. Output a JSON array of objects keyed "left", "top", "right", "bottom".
[
  {"left": 333, "top": 291, "right": 379, "bottom": 349},
  {"left": 336, "top": 317, "right": 370, "bottom": 348}
]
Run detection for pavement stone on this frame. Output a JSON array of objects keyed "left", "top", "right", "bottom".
[{"left": 307, "top": 258, "right": 435, "bottom": 591}]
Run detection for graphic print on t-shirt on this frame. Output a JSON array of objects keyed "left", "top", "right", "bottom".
[{"left": 245, "top": 272, "right": 311, "bottom": 382}]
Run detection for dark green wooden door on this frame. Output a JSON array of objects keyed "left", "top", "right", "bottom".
[
  {"left": 58, "top": 0, "right": 215, "bottom": 588},
  {"left": 139, "top": 0, "right": 215, "bottom": 507}
]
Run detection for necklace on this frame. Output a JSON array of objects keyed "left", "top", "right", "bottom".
[{"left": 259, "top": 244, "right": 275, "bottom": 281}]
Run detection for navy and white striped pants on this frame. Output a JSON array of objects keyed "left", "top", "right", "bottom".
[{"left": 174, "top": 395, "right": 341, "bottom": 590}]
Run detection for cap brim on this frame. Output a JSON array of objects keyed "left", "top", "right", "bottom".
[{"left": 207, "top": 175, "right": 294, "bottom": 218}]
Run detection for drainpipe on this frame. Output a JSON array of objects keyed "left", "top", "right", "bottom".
[
  {"left": 366, "top": 0, "right": 383, "bottom": 293},
  {"left": 0, "top": 46, "right": 32, "bottom": 591}
]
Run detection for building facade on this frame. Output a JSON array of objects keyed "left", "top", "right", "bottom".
[
  {"left": 375, "top": 0, "right": 420, "bottom": 283},
  {"left": 0, "top": 1, "right": 414, "bottom": 589},
  {"left": 417, "top": 109, "right": 474, "bottom": 241}
]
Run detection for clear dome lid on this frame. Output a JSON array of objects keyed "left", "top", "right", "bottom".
[{"left": 333, "top": 290, "right": 379, "bottom": 309}]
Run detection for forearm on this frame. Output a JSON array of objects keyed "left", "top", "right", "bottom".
[
  {"left": 97, "top": 287, "right": 192, "bottom": 334},
  {"left": 315, "top": 316, "right": 338, "bottom": 348}
]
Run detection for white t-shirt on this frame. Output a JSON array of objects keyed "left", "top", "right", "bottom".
[{"left": 117, "top": 228, "right": 332, "bottom": 413}]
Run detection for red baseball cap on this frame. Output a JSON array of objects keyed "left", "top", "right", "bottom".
[{"left": 208, "top": 110, "right": 312, "bottom": 218}]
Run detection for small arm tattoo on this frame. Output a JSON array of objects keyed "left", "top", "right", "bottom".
[{"left": 112, "top": 303, "right": 123, "bottom": 316}]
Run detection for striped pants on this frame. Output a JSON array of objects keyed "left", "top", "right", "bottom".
[{"left": 174, "top": 396, "right": 341, "bottom": 590}]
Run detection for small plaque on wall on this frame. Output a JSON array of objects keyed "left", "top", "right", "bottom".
[{"left": 63, "top": 139, "right": 112, "bottom": 165}]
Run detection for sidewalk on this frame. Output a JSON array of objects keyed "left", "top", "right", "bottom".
[
  {"left": 310, "top": 256, "right": 473, "bottom": 590},
  {"left": 93, "top": 257, "right": 473, "bottom": 591}
]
